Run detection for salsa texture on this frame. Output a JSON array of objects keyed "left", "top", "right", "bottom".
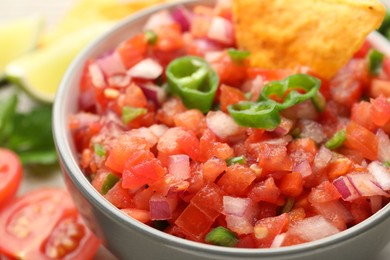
[{"left": 70, "top": 1, "right": 390, "bottom": 248}]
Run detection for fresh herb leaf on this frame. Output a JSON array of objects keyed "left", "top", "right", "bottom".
[
  {"left": 0, "top": 94, "right": 58, "bottom": 166},
  {"left": 0, "top": 93, "right": 17, "bottom": 144}
]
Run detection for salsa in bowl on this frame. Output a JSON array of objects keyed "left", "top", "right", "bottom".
[{"left": 53, "top": 0, "right": 390, "bottom": 259}]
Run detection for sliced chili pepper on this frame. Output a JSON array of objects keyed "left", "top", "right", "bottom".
[
  {"left": 205, "top": 226, "right": 238, "bottom": 247},
  {"left": 227, "top": 101, "right": 281, "bottom": 129},
  {"left": 226, "top": 155, "right": 247, "bottom": 166},
  {"left": 101, "top": 173, "right": 120, "bottom": 195},
  {"left": 166, "top": 56, "right": 219, "bottom": 113},
  {"left": 227, "top": 48, "right": 250, "bottom": 63},
  {"left": 325, "top": 129, "right": 346, "bottom": 150},
  {"left": 368, "top": 49, "right": 385, "bottom": 75},
  {"left": 258, "top": 74, "right": 322, "bottom": 110}
]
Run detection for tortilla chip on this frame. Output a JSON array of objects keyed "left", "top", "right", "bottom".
[{"left": 233, "top": 0, "right": 386, "bottom": 79}]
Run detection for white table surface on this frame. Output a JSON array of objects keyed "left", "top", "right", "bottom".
[{"left": 0, "top": 0, "right": 389, "bottom": 259}]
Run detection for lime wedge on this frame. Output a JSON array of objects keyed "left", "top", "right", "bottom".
[
  {"left": 0, "top": 14, "right": 45, "bottom": 78},
  {"left": 5, "top": 22, "right": 112, "bottom": 103}
]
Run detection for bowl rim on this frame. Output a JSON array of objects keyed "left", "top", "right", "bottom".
[{"left": 53, "top": 0, "right": 390, "bottom": 257}]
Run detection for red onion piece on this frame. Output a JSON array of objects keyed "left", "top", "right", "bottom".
[
  {"left": 143, "top": 10, "right": 174, "bottom": 30},
  {"left": 149, "top": 124, "right": 169, "bottom": 138},
  {"left": 297, "top": 119, "right": 326, "bottom": 143},
  {"left": 347, "top": 173, "right": 389, "bottom": 197},
  {"left": 88, "top": 63, "right": 106, "bottom": 88},
  {"left": 207, "top": 16, "right": 234, "bottom": 45},
  {"left": 289, "top": 215, "right": 340, "bottom": 241},
  {"left": 377, "top": 129, "right": 390, "bottom": 163},
  {"left": 96, "top": 51, "right": 126, "bottom": 77},
  {"left": 206, "top": 111, "right": 245, "bottom": 140},
  {"left": 271, "top": 233, "right": 287, "bottom": 248},
  {"left": 127, "top": 58, "right": 163, "bottom": 80},
  {"left": 293, "top": 160, "right": 312, "bottom": 178},
  {"left": 149, "top": 194, "right": 172, "bottom": 220},
  {"left": 139, "top": 82, "right": 167, "bottom": 105},
  {"left": 168, "top": 154, "right": 191, "bottom": 180},
  {"left": 368, "top": 161, "right": 390, "bottom": 190},
  {"left": 225, "top": 214, "right": 254, "bottom": 235},
  {"left": 314, "top": 146, "right": 332, "bottom": 170},
  {"left": 223, "top": 196, "right": 251, "bottom": 217},
  {"left": 172, "top": 6, "right": 192, "bottom": 32},
  {"left": 332, "top": 176, "right": 360, "bottom": 201}
]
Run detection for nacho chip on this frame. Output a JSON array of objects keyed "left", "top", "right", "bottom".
[{"left": 233, "top": 0, "right": 386, "bottom": 79}]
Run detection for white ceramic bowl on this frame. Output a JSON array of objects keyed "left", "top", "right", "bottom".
[{"left": 53, "top": 1, "right": 390, "bottom": 259}]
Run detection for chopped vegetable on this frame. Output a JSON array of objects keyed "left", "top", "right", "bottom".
[
  {"left": 368, "top": 49, "right": 385, "bottom": 75},
  {"left": 101, "top": 173, "right": 120, "bottom": 195},
  {"left": 226, "top": 155, "right": 247, "bottom": 166},
  {"left": 122, "top": 106, "right": 147, "bottom": 124},
  {"left": 0, "top": 93, "right": 57, "bottom": 165},
  {"left": 145, "top": 30, "right": 158, "bottom": 45},
  {"left": 325, "top": 129, "right": 346, "bottom": 150},
  {"left": 227, "top": 48, "right": 250, "bottom": 63},
  {"left": 94, "top": 143, "right": 106, "bottom": 157},
  {"left": 166, "top": 56, "right": 219, "bottom": 113},
  {"left": 228, "top": 101, "right": 280, "bottom": 129},
  {"left": 205, "top": 226, "right": 238, "bottom": 247}
]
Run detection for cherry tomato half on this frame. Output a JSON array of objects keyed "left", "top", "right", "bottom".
[
  {"left": 0, "top": 148, "right": 23, "bottom": 208},
  {"left": 0, "top": 188, "right": 100, "bottom": 260}
]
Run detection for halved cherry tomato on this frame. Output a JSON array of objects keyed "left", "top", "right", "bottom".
[
  {"left": 0, "top": 148, "right": 23, "bottom": 208},
  {"left": 0, "top": 189, "right": 100, "bottom": 259}
]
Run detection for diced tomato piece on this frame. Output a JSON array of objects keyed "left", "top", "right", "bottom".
[
  {"left": 219, "top": 84, "right": 246, "bottom": 112},
  {"left": 345, "top": 198, "right": 371, "bottom": 225},
  {"left": 121, "top": 208, "right": 151, "bottom": 224},
  {"left": 281, "top": 232, "right": 308, "bottom": 247},
  {"left": 175, "top": 203, "right": 214, "bottom": 239},
  {"left": 308, "top": 181, "right": 341, "bottom": 204},
  {"left": 199, "top": 129, "right": 234, "bottom": 162},
  {"left": 174, "top": 109, "right": 206, "bottom": 137},
  {"left": 157, "top": 127, "right": 200, "bottom": 160},
  {"left": 252, "top": 213, "right": 289, "bottom": 248},
  {"left": 130, "top": 158, "right": 166, "bottom": 180},
  {"left": 258, "top": 143, "right": 292, "bottom": 174},
  {"left": 278, "top": 172, "right": 303, "bottom": 198},
  {"left": 190, "top": 184, "right": 224, "bottom": 219},
  {"left": 153, "top": 23, "right": 184, "bottom": 52},
  {"left": 176, "top": 130, "right": 200, "bottom": 161},
  {"left": 133, "top": 187, "right": 154, "bottom": 210},
  {"left": 202, "top": 157, "right": 227, "bottom": 183},
  {"left": 351, "top": 101, "right": 376, "bottom": 131},
  {"left": 329, "top": 59, "right": 368, "bottom": 108},
  {"left": 353, "top": 40, "right": 371, "bottom": 58},
  {"left": 344, "top": 121, "right": 378, "bottom": 161},
  {"left": 236, "top": 235, "right": 256, "bottom": 248},
  {"left": 288, "top": 138, "right": 318, "bottom": 165},
  {"left": 327, "top": 157, "right": 352, "bottom": 181},
  {"left": 311, "top": 200, "right": 352, "bottom": 230},
  {"left": 248, "top": 177, "right": 280, "bottom": 204},
  {"left": 122, "top": 150, "right": 166, "bottom": 189},
  {"left": 190, "top": 14, "right": 212, "bottom": 38},
  {"left": 156, "top": 97, "right": 187, "bottom": 126},
  {"left": 209, "top": 51, "right": 249, "bottom": 87},
  {"left": 370, "top": 95, "right": 390, "bottom": 127},
  {"left": 104, "top": 180, "right": 134, "bottom": 209},
  {"left": 105, "top": 135, "right": 152, "bottom": 173},
  {"left": 288, "top": 208, "right": 306, "bottom": 224},
  {"left": 122, "top": 83, "right": 148, "bottom": 108},
  {"left": 247, "top": 67, "right": 291, "bottom": 82},
  {"left": 217, "top": 164, "right": 256, "bottom": 196},
  {"left": 369, "top": 78, "right": 390, "bottom": 98},
  {"left": 117, "top": 33, "right": 147, "bottom": 68}
]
